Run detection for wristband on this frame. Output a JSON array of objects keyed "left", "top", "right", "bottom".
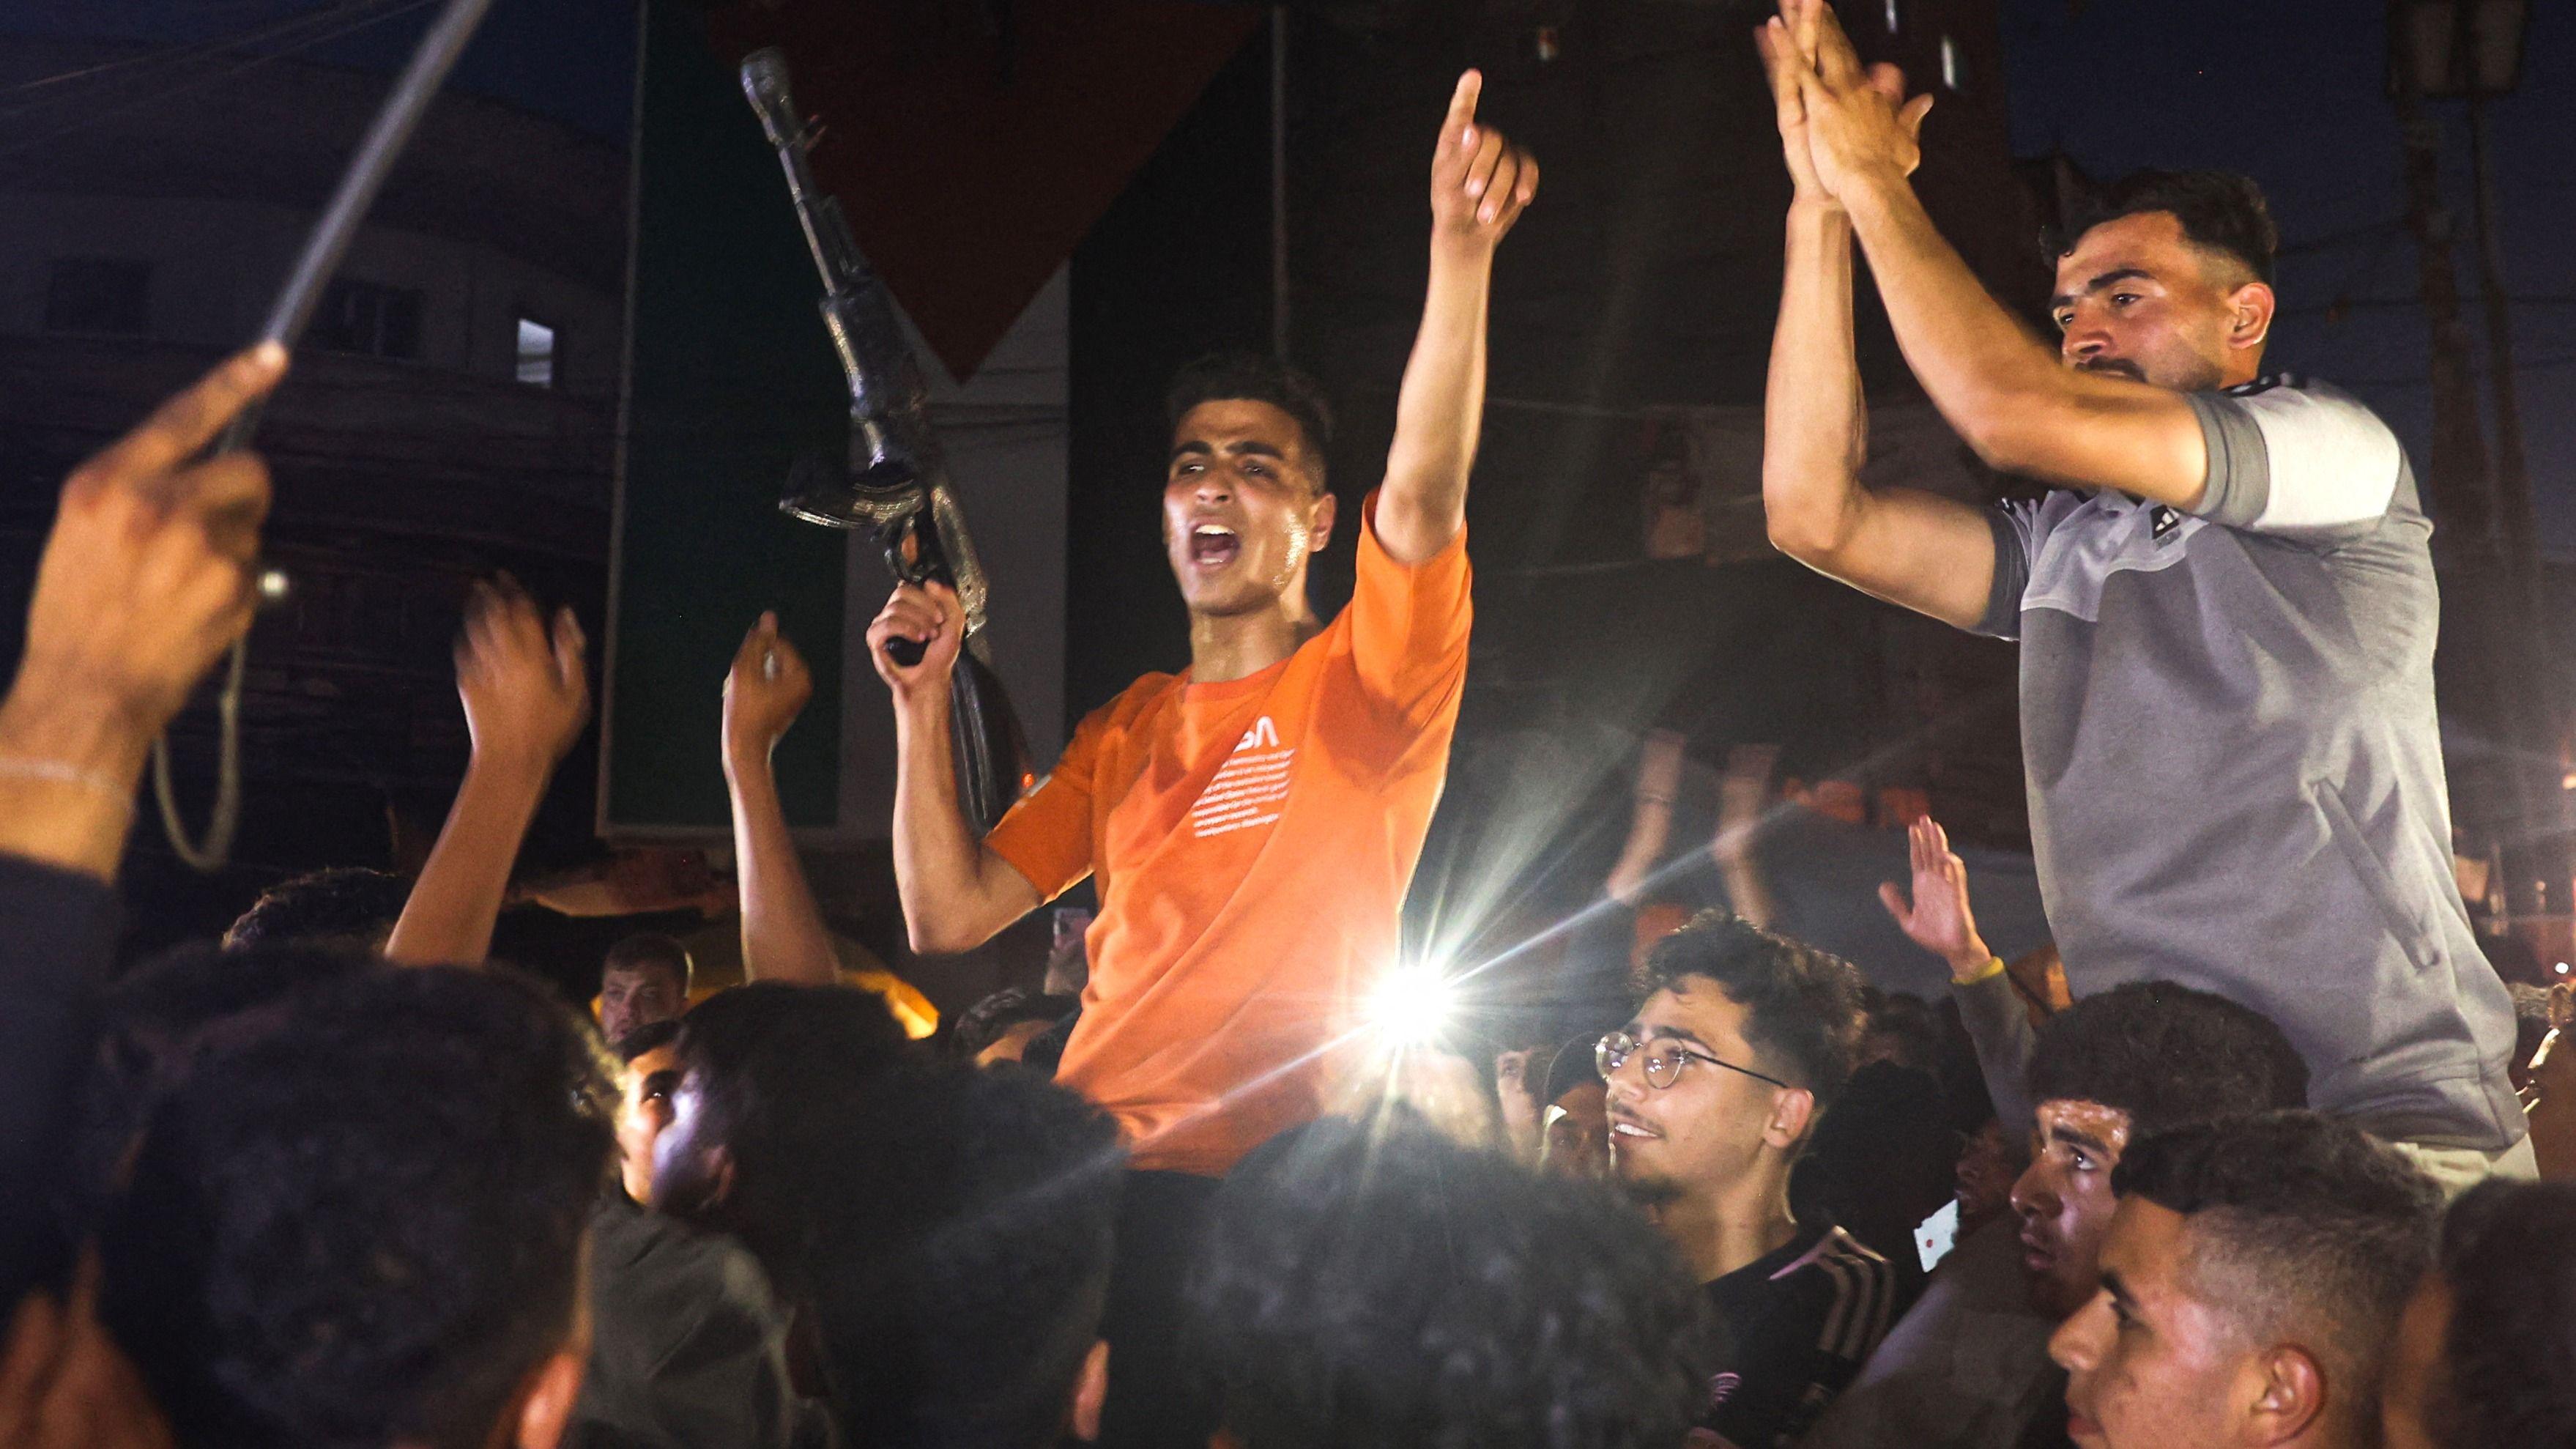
[
  {"left": 0, "top": 755, "right": 133, "bottom": 807},
  {"left": 1952, "top": 955, "right": 2007, "bottom": 986}
]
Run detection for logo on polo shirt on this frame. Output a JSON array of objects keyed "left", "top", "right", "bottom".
[{"left": 2149, "top": 505, "right": 2184, "bottom": 544}]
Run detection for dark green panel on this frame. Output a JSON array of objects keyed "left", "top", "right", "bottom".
[{"left": 608, "top": 0, "right": 847, "bottom": 831}]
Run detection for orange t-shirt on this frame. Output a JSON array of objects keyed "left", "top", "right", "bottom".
[{"left": 984, "top": 494, "right": 1471, "bottom": 1176}]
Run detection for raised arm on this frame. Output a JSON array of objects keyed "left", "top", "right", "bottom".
[
  {"left": 1373, "top": 70, "right": 1537, "bottom": 565},
  {"left": 1780, "top": 0, "right": 2211, "bottom": 504},
  {"left": 0, "top": 345, "right": 283, "bottom": 880},
  {"left": 0, "top": 346, "right": 282, "bottom": 1311},
  {"left": 868, "top": 582, "right": 1039, "bottom": 955},
  {"left": 1756, "top": 9, "right": 1994, "bottom": 629},
  {"left": 721, "top": 614, "right": 840, "bottom": 984},
  {"left": 1879, "top": 814, "right": 2035, "bottom": 1129},
  {"left": 383, "top": 578, "right": 590, "bottom": 966}
]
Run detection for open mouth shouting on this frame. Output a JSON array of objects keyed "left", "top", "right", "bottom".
[{"left": 1187, "top": 521, "right": 1241, "bottom": 571}]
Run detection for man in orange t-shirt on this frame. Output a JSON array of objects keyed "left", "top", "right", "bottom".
[{"left": 864, "top": 69, "right": 1537, "bottom": 1449}]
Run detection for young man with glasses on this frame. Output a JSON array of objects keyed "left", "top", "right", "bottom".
[{"left": 1603, "top": 911, "right": 1893, "bottom": 1448}]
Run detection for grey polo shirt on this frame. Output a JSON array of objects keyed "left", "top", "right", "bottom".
[{"left": 1975, "top": 374, "right": 2521, "bottom": 1150}]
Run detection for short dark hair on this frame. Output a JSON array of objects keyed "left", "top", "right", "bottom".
[
  {"left": 667, "top": 982, "right": 913, "bottom": 1292},
  {"left": 1640, "top": 912, "right": 1867, "bottom": 1108},
  {"left": 949, "top": 987, "right": 1079, "bottom": 1061},
  {"left": 95, "top": 961, "right": 616, "bottom": 1449},
  {"left": 70, "top": 942, "right": 374, "bottom": 1259},
  {"left": 2113, "top": 1111, "right": 2440, "bottom": 1404},
  {"left": 2026, "top": 980, "right": 2308, "bottom": 1138},
  {"left": 2432, "top": 1179, "right": 2576, "bottom": 1448},
  {"left": 2049, "top": 168, "right": 2279, "bottom": 286},
  {"left": 1165, "top": 351, "right": 1335, "bottom": 488},
  {"left": 814, "top": 1063, "right": 1124, "bottom": 1449},
  {"left": 604, "top": 931, "right": 692, "bottom": 993},
  {"left": 1189, "top": 1114, "right": 1718, "bottom": 1449},
  {"left": 614, "top": 1016, "right": 684, "bottom": 1063},
  {"left": 1542, "top": 1031, "right": 1606, "bottom": 1107},
  {"left": 223, "top": 866, "right": 411, "bottom": 949}
]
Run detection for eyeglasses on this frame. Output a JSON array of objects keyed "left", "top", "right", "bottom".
[{"left": 1595, "top": 1030, "right": 1789, "bottom": 1092}]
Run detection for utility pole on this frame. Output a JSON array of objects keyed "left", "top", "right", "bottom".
[{"left": 2389, "top": 0, "right": 2562, "bottom": 926}]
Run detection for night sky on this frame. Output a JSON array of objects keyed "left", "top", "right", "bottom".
[{"left": 7, "top": 0, "right": 2570, "bottom": 544}]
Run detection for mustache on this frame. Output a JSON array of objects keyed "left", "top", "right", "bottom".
[{"left": 2076, "top": 357, "right": 2148, "bottom": 382}]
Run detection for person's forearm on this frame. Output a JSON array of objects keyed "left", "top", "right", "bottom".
[
  {"left": 890, "top": 691, "right": 1008, "bottom": 955},
  {"left": 1838, "top": 171, "right": 2065, "bottom": 448},
  {"left": 1376, "top": 242, "right": 1494, "bottom": 562},
  {"left": 724, "top": 744, "right": 839, "bottom": 985},
  {"left": 383, "top": 756, "right": 545, "bottom": 966},
  {"left": 1604, "top": 798, "right": 1673, "bottom": 905},
  {"left": 0, "top": 681, "right": 149, "bottom": 882},
  {"left": 1762, "top": 201, "right": 1869, "bottom": 560}
]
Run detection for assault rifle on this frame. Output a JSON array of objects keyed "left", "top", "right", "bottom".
[{"left": 741, "top": 48, "right": 1030, "bottom": 833}]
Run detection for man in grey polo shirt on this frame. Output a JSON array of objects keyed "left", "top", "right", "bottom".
[{"left": 1753, "top": 0, "right": 2523, "bottom": 1183}]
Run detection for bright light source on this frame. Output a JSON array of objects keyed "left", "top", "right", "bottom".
[
  {"left": 1370, "top": 961, "right": 1455, "bottom": 1049},
  {"left": 256, "top": 568, "right": 291, "bottom": 604}
]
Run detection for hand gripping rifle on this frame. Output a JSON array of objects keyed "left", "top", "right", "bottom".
[{"left": 740, "top": 48, "right": 1031, "bottom": 834}]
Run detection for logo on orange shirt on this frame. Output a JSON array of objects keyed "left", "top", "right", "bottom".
[{"left": 1192, "top": 715, "right": 1292, "bottom": 838}]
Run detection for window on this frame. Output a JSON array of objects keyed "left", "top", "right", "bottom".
[
  {"left": 1940, "top": 34, "right": 1965, "bottom": 91},
  {"left": 515, "top": 317, "right": 557, "bottom": 388},
  {"left": 1884, "top": 0, "right": 1900, "bottom": 33},
  {"left": 311, "top": 278, "right": 423, "bottom": 360},
  {"left": 44, "top": 258, "right": 151, "bottom": 335}
]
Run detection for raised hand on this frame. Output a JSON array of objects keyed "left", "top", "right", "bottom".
[
  {"left": 0, "top": 344, "right": 286, "bottom": 878},
  {"left": 456, "top": 575, "right": 590, "bottom": 778},
  {"left": 1430, "top": 70, "right": 1539, "bottom": 252},
  {"left": 723, "top": 612, "right": 813, "bottom": 770},
  {"left": 1879, "top": 815, "right": 1994, "bottom": 980},
  {"left": 1764, "top": 0, "right": 1933, "bottom": 201},
  {"left": 866, "top": 580, "right": 965, "bottom": 708},
  {"left": 17, "top": 344, "right": 283, "bottom": 741},
  {"left": 1754, "top": 1, "right": 1831, "bottom": 203}
]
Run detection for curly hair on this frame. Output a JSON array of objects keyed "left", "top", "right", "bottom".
[
  {"left": 2046, "top": 168, "right": 2279, "bottom": 285},
  {"left": 1165, "top": 350, "right": 1335, "bottom": 490},
  {"left": 94, "top": 961, "right": 617, "bottom": 1449},
  {"left": 2025, "top": 980, "right": 2307, "bottom": 1138},
  {"left": 2431, "top": 1179, "right": 2576, "bottom": 1449},
  {"left": 1188, "top": 1113, "right": 1718, "bottom": 1449},
  {"left": 222, "top": 867, "right": 411, "bottom": 950},
  {"left": 1640, "top": 911, "right": 1867, "bottom": 1108},
  {"left": 2113, "top": 1111, "right": 2440, "bottom": 1417}
]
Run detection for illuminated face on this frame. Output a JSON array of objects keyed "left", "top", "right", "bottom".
[
  {"left": 2379, "top": 1274, "right": 2452, "bottom": 1449},
  {"left": 650, "top": 1061, "right": 728, "bottom": 1219},
  {"left": 2050, "top": 1198, "right": 2261, "bottom": 1449},
  {"left": 2050, "top": 211, "right": 2260, "bottom": 393},
  {"left": 615, "top": 1043, "right": 680, "bottom": 1204},
  {"left": 2011, "top": 1099, "right": 2134, "bottom": 1318},
  {"left": 599, "top": 965, "right": 685, "bottom": 1047},
  {"left": 1164, "top": 399, "right": 1335, "bottom": 618},
  {"left": 1541, "top": 1081, "right": 1610, "bottom": 1180},
  {"left": 1606, "top": 979, "right": 1794, "bottom": 1202}
]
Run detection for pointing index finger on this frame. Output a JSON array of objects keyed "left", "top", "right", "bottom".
[
  {"left": 82, "top": 342, "right": 287, "bottom": 494},
  {"left": 1446, "top": 69, "right": 1482, "bottom": 144}
]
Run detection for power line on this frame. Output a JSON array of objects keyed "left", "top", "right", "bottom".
[{"left": 0, "top": 0, "right": 439, "bottom": 159}]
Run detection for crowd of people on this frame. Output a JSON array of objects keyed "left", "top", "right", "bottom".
[{"left": 4, "top": 2, "right": 2573, "bottom": 1447}]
